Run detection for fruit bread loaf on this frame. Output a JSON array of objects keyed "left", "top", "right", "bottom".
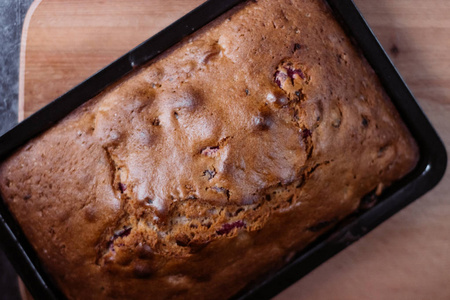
[{"left": 0, "top": 0, "right": 419, "bottom": 299}]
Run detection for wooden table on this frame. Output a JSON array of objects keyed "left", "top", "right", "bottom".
[{"left": 19, "top": 0, "right": 450, "bottom": 299}]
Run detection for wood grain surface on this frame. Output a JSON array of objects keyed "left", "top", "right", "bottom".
[{"left": 18, "top": 0, "right": 450, "bottom": 299}]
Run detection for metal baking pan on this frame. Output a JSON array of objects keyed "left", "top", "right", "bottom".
[{"left": 0, "top": 0, "right": 446, "bottom": 299}]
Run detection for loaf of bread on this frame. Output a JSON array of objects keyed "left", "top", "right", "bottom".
[{"left": 0, "top": 0, "right": 418, "bottom": 299}]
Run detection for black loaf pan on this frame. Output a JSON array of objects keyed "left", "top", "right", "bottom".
[{"left": 0, "top": 0, "right": 446, "bottom": 299}]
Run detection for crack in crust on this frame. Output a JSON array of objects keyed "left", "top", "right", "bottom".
[{"left": 96, "top": 151, "right": 331, "bottom": 267}]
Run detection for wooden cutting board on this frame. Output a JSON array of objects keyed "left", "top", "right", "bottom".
[{"left": 18, "top": 0, "right": 450, "bottom": 299}]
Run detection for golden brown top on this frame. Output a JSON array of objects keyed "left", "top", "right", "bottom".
[{"left": 0, "top": 0, "right": 418, "bottom": 299}]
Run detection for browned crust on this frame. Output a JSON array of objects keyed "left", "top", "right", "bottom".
[{"left": 0, "top": 0, "right": 418, "bottom": 299}]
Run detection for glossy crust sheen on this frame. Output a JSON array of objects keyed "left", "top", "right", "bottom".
[{"left": 0, "top": 0, "right": 418, "bottom": 299}]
